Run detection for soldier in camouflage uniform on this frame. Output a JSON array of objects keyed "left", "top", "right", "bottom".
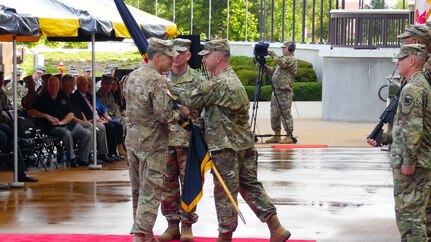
[
  {"left": 158, "top": 38, "right": 205, "bottom": 242},
  {"left": 172, "top": 39, "right": 291, "bottom": 242},
  {"left": 377, "top": 24, "right": 431, "bottom": 146},
  {"left": 265, "top": 41, "right": 297, "bottom": 144},
  {"left": 368, "top": 44, "right": 431, "bottom": 241},
  {"left": 124, "top": 37, "right": 189, "bottom": 242}
]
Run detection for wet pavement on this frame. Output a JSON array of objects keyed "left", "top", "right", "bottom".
[{"left": 0, "top": 147, "right": 399, "bottom": 242}]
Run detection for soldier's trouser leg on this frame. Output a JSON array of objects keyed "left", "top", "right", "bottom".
[
  {"left": 129, "top": 150, "right": 166, "bottom": 234},
  {"left": 129, "top": 150, "right": 140, "bottom": 219},
  {"left": 272, "top": 89, "right": 293, "bottom": 134},
  {"left": 270, "top": 92, "right": 281, "bottom": 133},
  {"left": 161, "top": 147, "right": 198, "bottom": 224},
  {"left": 211, "top": 149, "right": 239, "bottom": 233},
  {"left": 238, "top": 147, "right": 277, "bottom": 222},
  {"left": 393, "top": 167, "right": 431, "bottom": 242},
  {"left": 161, "top": 148, "right": 181, "bottom": 222}
]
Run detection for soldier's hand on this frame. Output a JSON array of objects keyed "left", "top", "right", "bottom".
[
  {"left": 179, "top": 105, "right": 190, "bottom": 118},
  {"left": 401, "top": 165, "right": 415, "bottom": 176},
  {"left": 366, "top": 137, "right": 378, "bottom": 147}
]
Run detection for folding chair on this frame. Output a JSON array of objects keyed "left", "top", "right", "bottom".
[{"left": 17, "top": 116, "right": 62, "bottom": 171}]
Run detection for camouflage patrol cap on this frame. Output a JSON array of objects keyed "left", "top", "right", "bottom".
[
  {"left": 198, "top": 39, "right": 230, "bottom": 56},
  {"left": 34, "top": 66, "right": 43, "bottom": 73},
  {"left": 281, "top": 41, "right": 292, "bottom": 48},
  {"left": 148, "top": 37, "right": 178, "bottom": 57},
  {"left": 394, "top": 44, "right": 429, "bottom": 59},
  {"left": 173, "top": 38, "right": 191, "bottom": 52},
  {"left": 82, "top": 65, "right": 91, "bottom": 72},
  {"left": 69, "top": 69, "right": 79, "bottom": 76},
  {"left": 397, "top": 24, "right": 431, "bottom": 42},
  {"left": 102, "top": 69, "right": 112, "bottom": 76},
  {"left": 110, "top": 64, "right": 119, "bottom": 70}
]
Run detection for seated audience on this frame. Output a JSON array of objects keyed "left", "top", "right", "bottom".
[
  {"left": 88, "top": 79, "right": 124, "bottom": 161},
  {"left": 28, "top": 76, "right": 92, "bottom": 167}
]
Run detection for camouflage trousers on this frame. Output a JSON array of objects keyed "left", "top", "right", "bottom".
[
  {"left": 161, "top": 147, "right": 198, "bottom": 224},
  {"left": 211, "top": 147, "right": 277, "bottom": 233},
  {"left": 270, "top": 88, "right": 293, "bottom": 134},
  {"left": 129, "top": 149, "right": 167, "bottom": 234},
  {"left": 393, "top": 167, "right": 431, "bottom": 242}
]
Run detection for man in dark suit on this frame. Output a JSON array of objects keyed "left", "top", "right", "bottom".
[{"left": 62, "top": 75, "right": 113, "bottom": 164}]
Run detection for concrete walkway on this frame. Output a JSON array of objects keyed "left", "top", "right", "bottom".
[{"left": 251, "top": 101, "right": 377, "bottom": 147}]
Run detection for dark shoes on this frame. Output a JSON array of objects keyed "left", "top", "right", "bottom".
[
  {"left": 77, "top": 159, "right": 89, "bottom": 166},
  {"left": 18, "top": 174, "right": 39, "bottom": 182},
  {"left": 0, "top": 183, "right": 9, "bottom": 190},
  {"left": 68, "top": 158, "right": 89, "bottom": 167},
  {"left": 108, "top": 153, "right": 125, "bottom": 161},
  {"left": 97, "top": 154, "right": 115, "bottom": 163}
]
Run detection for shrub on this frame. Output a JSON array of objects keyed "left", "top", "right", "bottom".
[
  {"left": 297, "top": 59, "right": 313, "bottom": 69},
  {"left": 244, "top": 85, "right": 272, "bottom": 101},
  {"left": 296, "top": 68, "right": 317, "bottom": 82},
  {"left": 292, "top": 82, "right": 322, "bottom": 101},
  {"left": 236, "top": 69, "right": 258, "bottom": 86},
  {"left": 244, "top": 82, "right": 322, "bottom": 101},
  {"left": 233, "top": 64, "right": 256, "bottom": 73},
  {"left": 230, "top": 56, "right": 256, "bottom": 66}
]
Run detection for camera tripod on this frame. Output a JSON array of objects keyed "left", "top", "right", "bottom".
[{"left": 250, "top": 55, "right": 297, "bottom": 144}]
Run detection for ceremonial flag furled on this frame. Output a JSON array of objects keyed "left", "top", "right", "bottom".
[
  {"left": 178, "top": 118, "right": 214, "bottom": 212},
  {"left": 113, "top": 0, "right": 149, "bottom": 63}
]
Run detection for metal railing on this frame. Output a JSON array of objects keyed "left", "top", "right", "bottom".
[{"left": 329, "top": 9, "right": 411, "bottom": 48}]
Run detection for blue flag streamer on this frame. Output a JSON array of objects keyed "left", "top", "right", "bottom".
[
  {"left": 179, "top": 118, "right": 214, "bottom": 212},
  {"left": 113, "top": 0, "right": 149, "bottom": 62}
]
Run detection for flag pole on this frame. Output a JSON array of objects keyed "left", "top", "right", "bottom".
[{"left": 211, "top": 165, "right": 246, "bottom": 225}]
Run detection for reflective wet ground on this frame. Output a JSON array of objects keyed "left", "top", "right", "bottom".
[{"left": 0, "top": 147, "right": 398, "bottom": 242}]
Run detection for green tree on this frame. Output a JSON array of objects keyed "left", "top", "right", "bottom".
[
  {"left": 392, "top": 0, "right": 407, "bottom": 9},
  {"left": 366, "top": 0, "right": 387, "bottom": 9},
  {"left": 222, "top": 0, "right": 259, "bottom": 41}
]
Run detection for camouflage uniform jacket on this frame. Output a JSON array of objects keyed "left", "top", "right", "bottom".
[
  {"left": 270, "top": 52, "right": 297, "bottom": 91},
  {"left": 0, "top": 87, "right": 11, "bottom": 110},
  {"left": 124, "top": 62, "right": 181, "bottom": 151},
  {"left": 96, "top": 88, "right": 121, "bottom": 118},
  {"left": 6, "top": 82, "right": 26, "bottom": 108},
  {"left": 390, "top": 71, "right": 431, "bottom": 169},
  {"left": 176, "top": 66, "right": 254, "bottom": 151},
  {"left": 167, "top": 67, "right": 205, "bottom": 148}
]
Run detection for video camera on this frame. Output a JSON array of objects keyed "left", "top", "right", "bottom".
[{"left": 254, "top": 41, "right": 270, "bottom": 58}]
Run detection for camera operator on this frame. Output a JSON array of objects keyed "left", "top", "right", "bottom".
[{"left": 265, "top": 42, "right": 297, "bottom": 144}]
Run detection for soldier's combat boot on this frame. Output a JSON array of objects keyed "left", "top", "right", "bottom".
[
  {"left": 133, "top": 232, "right": 157, "bottom": 242},
  {"left": 180, "top": 222, "right": 193, "bottom": 242},
  {"left": 279, "top": 134, "right": 294, "bottom": 144},
  {"left": 267, "top": 215, "right": 291, "bottom": 242},
  {"left": 158, "top": 220, "right": 180, "bottom": 241},
  {"left": 265, "top": 131, "right": 281, "bottom": 143},
  {"left": 216, "top": 232, "right": 233, "bottom": 242}
]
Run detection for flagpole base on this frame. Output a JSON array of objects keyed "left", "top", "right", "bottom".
[
  {"left": 88, "top": 164, "right": 102, "bottom": 170},
  {"left": 8, "top": 181, "right": 24, "bottom": 188}
]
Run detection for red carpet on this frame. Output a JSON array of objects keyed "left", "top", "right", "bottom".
[
  {"left": 0, "top": 234, "right": 315, "bottom": 242},
  {"left": 272, "top": 144, "right": 328, "bottom": 149}
]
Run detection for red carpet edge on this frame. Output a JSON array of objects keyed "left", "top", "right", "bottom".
[{"left": 0, "top": 234, "right": 316, "bottom": 242}]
